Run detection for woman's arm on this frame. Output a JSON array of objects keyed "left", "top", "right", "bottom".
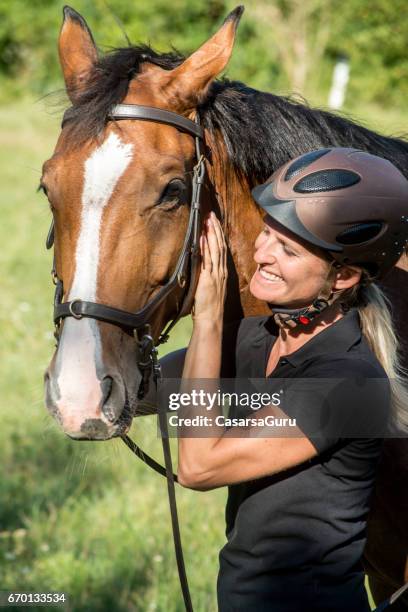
[
  {"left": 178, "top": 425, "right": 316, "bottom": 491},
  {"left": 177, "top": 213, "right": 317, "bottom": 490}
]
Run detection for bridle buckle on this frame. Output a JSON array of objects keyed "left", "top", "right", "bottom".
[
  {"left": 68, "top": 298, "right": 83, "bottom": 320},
  {"left": 178, "top": 272, "right": 187, "bottom": 288}
]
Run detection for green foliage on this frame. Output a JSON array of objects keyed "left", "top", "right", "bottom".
[
  {"left": 327, "top": 0, "right": 408, "bottom": 107},
  {"left": 0, "top": 1, "right": 407, "bottom": 110}
]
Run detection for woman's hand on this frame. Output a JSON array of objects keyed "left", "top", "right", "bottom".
[{"left": 193, "top": 211, "right": 228, "bottom": 325}]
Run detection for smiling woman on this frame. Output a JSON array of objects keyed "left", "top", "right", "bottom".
[{"left": 177, "top": 148, "right": 408, "bottom": 611}]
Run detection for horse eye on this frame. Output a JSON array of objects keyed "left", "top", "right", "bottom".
[{"left": 158, "top": 179, "right": 186, "bottom": 206}]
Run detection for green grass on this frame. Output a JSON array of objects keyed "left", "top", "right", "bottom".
[{"left": 1, "top": 95, "right": 403, "bottom": 611}]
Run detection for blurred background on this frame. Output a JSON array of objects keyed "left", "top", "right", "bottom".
[{"left": 0, "top": 1, "right": 406, "bottom": 610}]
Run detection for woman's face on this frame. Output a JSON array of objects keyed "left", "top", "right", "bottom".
[{"left": 250, "top": 216, "right": 331, "bottom": 308}]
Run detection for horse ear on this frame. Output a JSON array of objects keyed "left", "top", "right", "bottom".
[
  {"left": 163, "top": 6, "right": 244, "bottom": 111},
  {"left": 58, "top": 6, "right": 98, "bottom": 103}
]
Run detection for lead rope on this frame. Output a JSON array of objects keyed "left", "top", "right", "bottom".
[{"left": 121, "top": 327, "right": 193, "bottom": 612}]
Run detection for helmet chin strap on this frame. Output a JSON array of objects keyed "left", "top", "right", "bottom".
[
  {"left": 269, "top": 263, "right": 343, "bottom": 330},
  {"left": 270, "top": 297, "right": 335, "bottom": 329}
]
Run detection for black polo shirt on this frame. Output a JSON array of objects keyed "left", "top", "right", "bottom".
[{"left": 217, "top": 309, "right": 390, "bottom": 612}]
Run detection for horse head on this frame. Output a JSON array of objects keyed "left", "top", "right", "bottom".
[{"left": 43, "top": 6, "right": 244, "bottom": 440}]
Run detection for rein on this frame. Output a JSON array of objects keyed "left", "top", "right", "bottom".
[{"left": 47, "top": 104, "right": 207, "bottom": 612}]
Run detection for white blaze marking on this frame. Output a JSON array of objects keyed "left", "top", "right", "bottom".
[
  {"left": 55, "top": 133, "right": 133, "bottom": 428},
  {"left": 70, "top": 132, "right": 134, "bottom": 300}
]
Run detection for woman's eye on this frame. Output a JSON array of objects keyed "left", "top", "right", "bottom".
[
  {"left": 283, "top": 245, "right": 296, "bottom": 256},
  {"left": 158, "top": 179, "right": 186, "bottom": 207},
  {"left": 262, "top": 226, "right": 269, "bottom": 235}
]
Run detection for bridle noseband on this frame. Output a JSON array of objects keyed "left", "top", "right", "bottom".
[{"left": 47, "top": 104, "right": 208, "bottom": 612}]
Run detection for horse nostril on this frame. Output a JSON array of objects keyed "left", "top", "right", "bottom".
[
  {"left": 101, "top": 376, "right": 113, "bottom": 406},
  {"left": 80, "top": 419, "right": 109, "bottom": 439}
]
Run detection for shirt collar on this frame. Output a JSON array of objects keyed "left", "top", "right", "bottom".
[{"left": 262, "top": 308, "right": 362, "bottom": 367}]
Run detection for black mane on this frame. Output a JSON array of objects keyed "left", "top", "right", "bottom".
[
  {"left": 200, "top": 80, "right": 408, "bottom": 185},
  {"left": 67, "top": 44, "right": 408, "bottom": 185}
]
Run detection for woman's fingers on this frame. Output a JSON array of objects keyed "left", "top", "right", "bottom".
[
  {"left": 209, "top": 212, "right": 228, "bottom": 276},
  {"left": 210, "top": 212, "right": 223, "bottom": 256},
  {"left": 201, "top": 212, "right": 228, "bottom": 281},
  {"left": 201, "top": 231, "right": 211, "bottom": 272},
  {"left": 193, "top": 214, "right": 227, "bottom": 322},
  {"left": 205, "top": 215, "right": 219, "bottom": 269},
  {"left": 199, "top": 234, "right": 205, "bottom": 269}
]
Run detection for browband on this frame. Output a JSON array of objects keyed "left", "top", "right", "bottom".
[
  {"left": 60, "top": 104, "right": 203, "bottom": 140},
  {"left": 109, "top": 104, "right": 204, "bottom": 139}
]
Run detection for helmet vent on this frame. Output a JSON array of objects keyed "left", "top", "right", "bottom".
[
  {"left": 294, "top": 169, "right": 361, "bottom": 193},
  {"left": 336, "top": 222, "right": 384, "bottom": 245},
  {"left": 284, "top": 149, "right": 331, "bottom": 181}
]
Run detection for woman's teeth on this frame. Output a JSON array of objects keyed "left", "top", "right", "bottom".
[{"left": 259, "top": 269, "right": 282, "bottom": 282}]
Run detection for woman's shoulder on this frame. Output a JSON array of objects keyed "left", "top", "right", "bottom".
[{"left": 293, "top": 308, "right": 389, "bottom": 380}]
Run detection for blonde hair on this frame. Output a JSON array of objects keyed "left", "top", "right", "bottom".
[{"left": 337, "top": 272, "right": 408, "bottom": 433}]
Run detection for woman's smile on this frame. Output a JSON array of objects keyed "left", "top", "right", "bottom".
[{"left": 256, "top": 265, "right": 284, "bottom": 284}]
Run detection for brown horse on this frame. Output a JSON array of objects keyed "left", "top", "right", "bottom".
[{"left": 43, "top": 6, "right": 408, "bottom": 606}]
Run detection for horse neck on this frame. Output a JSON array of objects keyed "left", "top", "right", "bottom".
[{"left": 205, "top": 131, "right": 270, "bottom": 323}]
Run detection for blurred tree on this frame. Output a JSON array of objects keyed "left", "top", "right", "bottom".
[
  {"left": 0, "top": 0, "right": 406, "bottom": 110},
  {"left": 332, "top": 0, "right": 408, "bottom": 107},
  {"left": 244, "top": 0, "right": 336, "bottom": 95}
]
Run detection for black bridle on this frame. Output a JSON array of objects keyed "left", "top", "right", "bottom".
[
  {"left": 47, "top": 104, "right": 207, "bottom": 612},
  {"left": 51, "top": 104, "right": 205, "bottom": 354}
]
